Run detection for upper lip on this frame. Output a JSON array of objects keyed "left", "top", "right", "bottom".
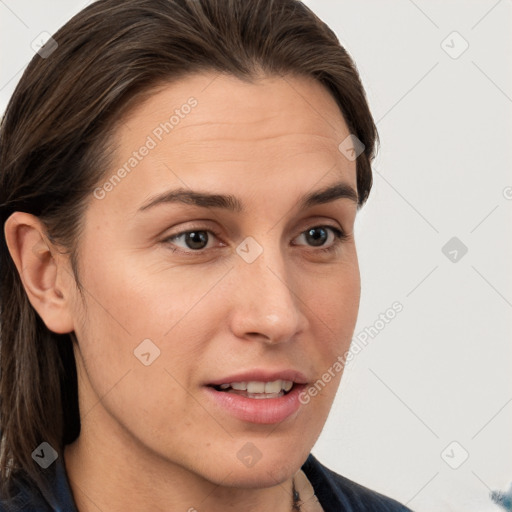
[{"left": 206, "top": 369, "right": 309, "bottom": 386}]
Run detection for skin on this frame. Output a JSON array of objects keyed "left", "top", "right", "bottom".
[{"left": 5, "top": 72, "right": 361, "bottom": 512}]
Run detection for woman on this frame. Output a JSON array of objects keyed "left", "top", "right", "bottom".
[{"left": 0, "top": 1, "right": 412, "bottom": 510}]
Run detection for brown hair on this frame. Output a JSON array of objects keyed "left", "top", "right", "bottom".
[{"left": 0, "top": 0, "right": 378, "bottom": 503}]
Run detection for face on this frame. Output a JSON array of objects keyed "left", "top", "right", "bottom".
[{"left": 67, "top": 72, "right": 360, "bottom": 487}]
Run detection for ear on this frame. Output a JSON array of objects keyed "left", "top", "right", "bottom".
[{"left": 4, "top": 211, "right": 75, "bottom": 334}]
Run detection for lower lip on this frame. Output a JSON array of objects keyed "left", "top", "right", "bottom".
[{"left": 204, "top": 384, "right": 306, "bottom": 424}]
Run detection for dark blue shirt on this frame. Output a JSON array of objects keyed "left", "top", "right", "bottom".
[{"left": 0, "top": 453, "right": 413, "bottom": 511}]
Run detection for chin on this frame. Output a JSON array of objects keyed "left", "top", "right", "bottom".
[
  {"left": 215, "top": 462, "right": 299, "bottom": 489},
  {"left": 196, "top": 442, "right": 309, "bottom": 489}
]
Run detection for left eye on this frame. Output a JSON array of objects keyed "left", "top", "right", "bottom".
[{"left": 292, "top": 226, "right": 346, "bottom": 249}]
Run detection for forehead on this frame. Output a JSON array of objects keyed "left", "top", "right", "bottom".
[
  {"left": 93, "top": 72, "right": 356, "bottom": 217},
  {"left": 126, "top": 72, "right": 346, "bottom": 127},
  {"left": 117, "top": 72, "right": 351, "bottom": 155}
]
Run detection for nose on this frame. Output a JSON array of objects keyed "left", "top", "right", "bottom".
[{"left": 227, "top": 243, "right": 307, "bottom": 345}]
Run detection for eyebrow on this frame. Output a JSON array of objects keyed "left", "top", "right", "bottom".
[{"left": 138, "top": 181, "right": 358, "bottom": 213}]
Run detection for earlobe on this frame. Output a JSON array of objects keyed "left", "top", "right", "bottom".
[{"left": 4, "top": 211, "right": 75, "bottom": 334}]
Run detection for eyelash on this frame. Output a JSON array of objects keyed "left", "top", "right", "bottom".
[{"left": 163, "top": 225, "right": 348, "bottom": 255}]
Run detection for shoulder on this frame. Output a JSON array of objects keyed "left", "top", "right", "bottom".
[
  {"left": 301, "top": 453, "right": 413, "bottom": 512},
  {"left": 0, "top": 478, "right": 49, "bottom": 512},
  {"left": 0, "top": 471, "right": 55, "bottom": 512},
  {"left": 0, "top": 458, "right": 75, "bottom": 512}
]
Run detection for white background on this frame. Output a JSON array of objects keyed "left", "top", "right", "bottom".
[{"left": 1, "top": 1, "right": 511, "bottom": 511}]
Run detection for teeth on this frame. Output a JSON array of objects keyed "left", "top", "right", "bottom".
[
  {"left": 283, "top": 380, "right": 293, "bottom": 392},
  {"left": 264, "top": 380, "right": 283, "bottom": 394},
  {"left": 219, "top": 380, "right": 294, "bottom": 393},
  {"left": 247, "top": 381, "right": 266, "bottom": 393}
]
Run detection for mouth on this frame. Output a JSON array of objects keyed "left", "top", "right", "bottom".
[
  {"left": 209, "top": 379, "right": 295, "bottom": 399},
  {"left": 203, "top": 370, "right": 308, "bottom": 424}
]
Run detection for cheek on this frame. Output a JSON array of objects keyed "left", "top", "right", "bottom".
[
  {"left": 71, "top": 262, "right": 212, "bottom": 452},
  {"left": 305, "top": 259, "right": 361, "bottom": 350},
  {"left": 76, "top": 244, "right": 214, "bottom": 343},
  {"left": 72, "top": 247, "right": 225, "bottom": 401}
]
